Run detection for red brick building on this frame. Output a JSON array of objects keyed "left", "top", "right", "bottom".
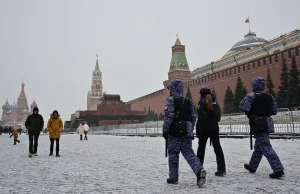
[
  {"left": 71, "top": 94, "right": 147, "bottom": 127},
  {"left": 66, "top": 57, "right": 147, "bottom": 128},
  {"left": 127, "top": 29, "right": 300, "bottom": 114}
]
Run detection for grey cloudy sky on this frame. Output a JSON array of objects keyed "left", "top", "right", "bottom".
[{"left": 0, "top": 0, "right": 299, "bottom": 121}]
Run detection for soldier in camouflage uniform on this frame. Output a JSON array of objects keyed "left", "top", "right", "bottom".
[
  {"left": 239, "top": 77, "right": 284, "bottom": 179},
  {"left": 163, "top": 80, "right": 207, "bottom": 187}
]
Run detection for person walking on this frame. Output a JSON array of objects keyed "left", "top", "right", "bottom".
[
  {"left": 77, "top": 123, "right": 84, "bottom": 141},
  {"left": 196, "top": 88, "right": 226, "bottom": 176},
  {"left": 25, "top": 107, "right": 44, "bottom": 157},
  {"left": 163, "top": 80, "right": 206, "bottom": 187},
  {"left": 10, "top": 128, "right": 20, "bottom": 145},
  {"left": 83, "top": 122, "right": 89, "bottom": 140},
  {"left": 240, "top": 77, "right": 284, "bottom": 179},
  {"left": 47, "top": 110, "right": 63, "bottom": 157}
]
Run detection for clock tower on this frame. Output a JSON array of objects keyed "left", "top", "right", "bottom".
[{"left": 87, "top": 55, "right": 103, "bottom": 110}]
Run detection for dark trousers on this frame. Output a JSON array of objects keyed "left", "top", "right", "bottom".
[
  {"left": 84, "top": 131, "right": 88, "bottom": 140},
  {"left": 50, "top": 138, "right": 60, "bottom": 154},
  {"left": 80, "top": 135, "right": 82, "bottom": 140},
  {"left": 197, "top": 130, "right": 226, "bottom": 172},
  {"left": 14, "top": 139, "right": 20, "bottom": 145},
  {"left": 29, "top": 134, "right": 40, "bottom": 154}
]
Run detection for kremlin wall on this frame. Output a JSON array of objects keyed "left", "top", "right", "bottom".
[{"left": 127, "top": 29, "right": 300, "bottom": 115}]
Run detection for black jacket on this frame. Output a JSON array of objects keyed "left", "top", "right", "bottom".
[
  {"left": 25, "top": 108, "right": 44, "bottom": 134},
  {"left": 196, "top": 100, "right": 221, "bottom": 137}
]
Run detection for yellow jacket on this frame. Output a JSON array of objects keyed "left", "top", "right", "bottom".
[{"left": 47, "top": 115, "right": 63, "bottom": 139}]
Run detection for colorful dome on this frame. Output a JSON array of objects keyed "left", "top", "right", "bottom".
[
  {"left": 2, "top": 101, "right": 10, "bottom": 110},
  {"left": 10, "top": 101, "right": 18, "bottom": 109},
  {"left": 31, "top": 101, "right": 37, "bottom": 109}
]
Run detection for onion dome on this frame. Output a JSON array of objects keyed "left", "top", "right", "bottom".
[
  {"left": 30, "top": 101, "right": 37, "bottom": 109},
  {"left": 10, "top": 101, "right": 18, "bottom": 110},
  {"left": 223, "top": 31, "right": 268, "bottom": 58},
  {"left": 2, "top": 101, "right": 10, "bottom": 110}
]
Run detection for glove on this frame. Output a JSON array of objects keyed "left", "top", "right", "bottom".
[{"left": 163, "top": 132, "right": 168, "bottom": 140}]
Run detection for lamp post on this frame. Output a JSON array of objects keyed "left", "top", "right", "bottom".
[{"left": 210, "top": 62, "right": 214, "bottom": 74}]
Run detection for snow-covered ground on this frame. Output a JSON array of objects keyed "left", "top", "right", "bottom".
[{"left": 0, "top": 134, "right": 299, "bottom": 194}]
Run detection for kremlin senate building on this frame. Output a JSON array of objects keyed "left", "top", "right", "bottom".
[{"left": 127, "top": 29, "right": 300, "bottom": 115}]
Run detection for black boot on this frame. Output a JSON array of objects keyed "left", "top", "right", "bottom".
[
  {"left": 167, "top": 178, "right": 178, "bottom": 184},
  {"left": 196, "top": 169, "right": 207, "bottom": 188},
  {"left": 269, "top": 170, "right": 284, "bottom": 179},
  {"left": 49, "top": 153, "right": 53, "bottom": 156},
  {"left": 244, "top": 164, "right": 256, "bottom": 173},
  {"left": 215, "top": 171, "right": 226, "bottom": 177},
  {"left": 56, "top": 153, "right": 60, "bottom": 157}
]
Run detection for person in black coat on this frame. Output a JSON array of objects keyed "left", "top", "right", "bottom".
[
  {"left": 196, "top": 88, "right": 226, "bottom": 176},
  {"left": 25, "top": 107, "right": 44, "bottom": 157}
]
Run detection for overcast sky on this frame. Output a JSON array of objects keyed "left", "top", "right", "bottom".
[{"left": 1, "top": 0, "right": 299, "bottom": 122}]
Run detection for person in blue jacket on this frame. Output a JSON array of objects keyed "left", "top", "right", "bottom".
[
  {"left": 239, "top": 77, "right": 284, "bottom": 179},
  {"left": 163, "top": 80, "right": 206, "bottom": 187}
]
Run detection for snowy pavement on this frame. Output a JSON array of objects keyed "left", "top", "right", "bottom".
[{"left": 0, "top": 134, "right": 300, "bottom": 194}]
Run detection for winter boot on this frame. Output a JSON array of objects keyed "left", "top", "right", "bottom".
[
  {"left": 56, "top": 154, "right": 60, "bottom": 157},
  {"left": 167, "top": 178, "right": 178, "bottom": 184},
  {"left": 33, "top": 153, "right": 38, "bottom": 156},
  {"left": 269, "top": 170, "right": 285, "bottom": 179},
  {"left": 197, "top": 168, "right": 207, "bottom": 188},
  {"left": 215, "top": 171, "right": 226, "bottom": 177},
  {"left": 244, "top": 164, "right": 256, "bottom": 173},
  {"left": 49, "top": 153, "right": 53, "bottom": 156},
  {"left": 28, "top": 153, "right": 33, "bottom": 158}
]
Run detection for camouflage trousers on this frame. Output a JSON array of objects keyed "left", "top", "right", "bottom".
[
  {"left": 249, "top": 133, "right": 284, "bottom": 172},
  {"left": 168, "top": 137, "right": 202, "bottom": 180}
]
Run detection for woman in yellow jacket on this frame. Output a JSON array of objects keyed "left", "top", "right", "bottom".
[{"left": 47, "top": 110, "right": 63, "bottom": 157}]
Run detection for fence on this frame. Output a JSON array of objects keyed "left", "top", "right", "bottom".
[{"left": 64, "top": 108, "right": 300, "bottom": 138}]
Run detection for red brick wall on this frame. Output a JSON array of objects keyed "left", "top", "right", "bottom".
[
  {"left": 129, "top": 47, "right": 300, "bottom": 113},
  {"left": 98, "top": 120, "right": 139, "bottom": 126}
]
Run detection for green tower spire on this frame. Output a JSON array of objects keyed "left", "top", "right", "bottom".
[{"left": 169, "top": 34, "right": 190, "bottom": 72}]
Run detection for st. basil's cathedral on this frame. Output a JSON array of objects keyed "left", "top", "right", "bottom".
[{"left": 0, "top": 82, "right": 38, "bottom": 129}]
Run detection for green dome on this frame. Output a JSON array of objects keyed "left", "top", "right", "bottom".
[{"left": 2, "top": 101, "right": 10, "bottom": 110}]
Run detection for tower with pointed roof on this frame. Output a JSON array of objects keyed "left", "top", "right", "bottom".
[
  {"left": 0, "top": 82, "right": 34, "bottom": 127},
  {"left": 87, "top": 55, "right": 104, "bottom": 110},
  {"left": 164, "top": 35, "right": 192, "bottom": 87}
]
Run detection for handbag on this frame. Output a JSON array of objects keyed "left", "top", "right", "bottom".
[
  {"left": 250, "top": 116, "right": 268, "bottom": 134},
  {"left": 170, "top": 96, "right": 188, "bottom": 138}
]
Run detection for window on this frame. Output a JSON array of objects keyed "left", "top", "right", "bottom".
[
  {"left": 234, "top": 67, "right": 236, "bottom": 74},
  {"left": 258, "top": 60, "right": 261, "bottom": 67},
  {"left": 218, "top": 73, "right": 220, "bottom": 78},
  {"left": 229, "top": 69, "right": 232, "bottom": 75},
  {"left": 253, "top": 62, "right": 256, "bottom": 69},
  {"left": 208, "top": 76, "right": 210, "bottom": 81},
  {"left": 247, "top": 64, "right": 250, "bottom": 70},
  {"left": 288, "top": 50, "right": 291, "bottom": 58},
  {"left": 222, "top": 71, "right": 224, "bottom": 77},
  {"left": 263, "top": 58, "right": 266, "bottom": 65},
  {"left": 243, "top": 64, "right": 245, "bottom": 71},
  {"left": 275, "top": 54, "right": 278, "bottom": 62},
  {"left": 269, "top": 56, "right": 272, "bottom": 64},
  {"left": 226, "top": 70, "right": 228, "bottom": 76},
  {"left": 238, "top": 66, "right": 241, "bottom": 73},
  {"left": 296, "top": 47, "right": 299, "bottom": 56}
]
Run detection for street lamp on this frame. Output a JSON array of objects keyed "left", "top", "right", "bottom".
[{"left": 210, "top": 62, "right": 214, "bottom": 74}]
